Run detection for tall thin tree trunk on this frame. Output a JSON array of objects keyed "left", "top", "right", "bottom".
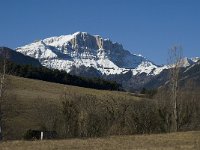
[
  {"left": 172, "top": 78, "right": 178, "bottom": 132},
  {"left": 169, "top": 46, "right": 182, "bottom": 132}
]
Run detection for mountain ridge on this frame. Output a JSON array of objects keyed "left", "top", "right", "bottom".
[
  {"left": 15, "top": 32, "right": 199, "bottom": 91},
  {"left": 16, "top": 32, "right": 166, "bottom": 76}
]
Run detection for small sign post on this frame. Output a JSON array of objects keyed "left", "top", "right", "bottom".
[{"left": 41, "top": 131, "right": 43, "bottom": 140}]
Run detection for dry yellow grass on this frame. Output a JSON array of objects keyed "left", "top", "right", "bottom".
[
  {"left": 8, "top": 75, "right": 141, "bottom": 101},
  {"left": 1, "top": 131, "right": 200, "bottom": 150},
  {"left": 4, "top": 76, "right": 142, "bottom": 139}
]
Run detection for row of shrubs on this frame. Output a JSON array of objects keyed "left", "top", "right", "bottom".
[{"left": 27, "top": 87, "right": 200, "bottom": 139}]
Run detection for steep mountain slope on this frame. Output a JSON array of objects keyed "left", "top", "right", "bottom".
[
  {"left": 0, "top": 47, "right": 41, "bottom": 67},
  {"left": 180, "top": 60, "right": 200, "bottom": 85},
  {"left": 179, "top": 57, "right": 200, "bottom": 67},
  {"left": 16, "top": 32, "right": 165, "bottom": 76},
  {"left": 143, "top": 60, "right": 200, "bottom": 90}
]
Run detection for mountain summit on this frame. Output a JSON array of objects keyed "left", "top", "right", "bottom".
[{"left": 16, "top": 32, "right": 165, "bottom": 76}]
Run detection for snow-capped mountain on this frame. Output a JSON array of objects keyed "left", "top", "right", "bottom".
[
  {"left": 191, "top": 57, "right": 200, "bottom": 63},
  {"left": 15, "top": 32, "right": 200, "bottom": 91},
  {"left": 16, "top": 32, "right": 166, "bottom": 76},
  {"left": 179, "top": 57, "right": 200, "bottom": 67}
]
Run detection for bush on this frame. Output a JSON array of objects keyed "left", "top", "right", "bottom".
[{"left": 23, "top": 129, "right": 41, "bottom": 140}]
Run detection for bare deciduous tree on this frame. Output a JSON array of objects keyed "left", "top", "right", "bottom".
[
  {"left": 168, "top": 45, "right": 183, "bottom": 132},
  {"left": 61, "top": 90, "right": 79, "bottom": 138},
  {"left": 32, "top": 97, "right": 61, "bottom": 131}
]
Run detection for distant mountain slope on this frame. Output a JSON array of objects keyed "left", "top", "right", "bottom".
[
  {"left": 143, "top": 60, "right": 200, "bottom": 90},
  {"left": 0, "top": 47, "right": 41, "bottom": 67},
  {"left": 180, "top": 60, "right": 200, "bottom": 85},
  {"left": 16, "top": 32, "right": 166, "bottom": 76}
]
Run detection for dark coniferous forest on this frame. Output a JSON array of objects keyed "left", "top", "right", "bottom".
[{"left": 4, "top": 60, "right": 121, "bottom": 91}]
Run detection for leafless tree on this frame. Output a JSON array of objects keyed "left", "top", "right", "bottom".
[
  {"left": 168, "top": 45, "right": 183, "bottom": 132},
  {"left": 61, "top": 90, "right": 79, "bottom": 138},
  {"left": 32, "top": 97, "right": 61, "bottom": 131}
]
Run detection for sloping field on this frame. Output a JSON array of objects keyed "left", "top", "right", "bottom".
[
  {"left": 3, "top": 75, "right": 142, "bottom": 139},
  {"left": 8, "top": 75, "right": 141, "bottom": 101}
]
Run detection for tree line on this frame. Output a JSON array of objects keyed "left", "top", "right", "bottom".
[
  {"left": 25, "top": 85, "right": 200, "bottom": 139},
  {"left": 4, "top": 60, "right": 121, "bottom": 91}
]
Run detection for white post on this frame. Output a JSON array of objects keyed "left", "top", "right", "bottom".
[{"left": 41, "top": 131, "right": 43, "bottom": 140}]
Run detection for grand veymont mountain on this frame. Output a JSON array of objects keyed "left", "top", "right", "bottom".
[
  {"left": 16, "top": 32, "right": 166, "bottom": 75},
  {"left": 16, "top": 32, "right": 199, "bottom": 90}
]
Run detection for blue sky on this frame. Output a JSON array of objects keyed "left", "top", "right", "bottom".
[{"left": 0, "top": 0, "right": 200, "bottom": 64}]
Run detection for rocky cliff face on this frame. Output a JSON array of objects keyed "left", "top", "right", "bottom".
[
  {"left": 16, "top": 32, "right": 164, "bottom": 76},
  {"left": 68, "top": 33, "right": 145, "bottom": 68}
]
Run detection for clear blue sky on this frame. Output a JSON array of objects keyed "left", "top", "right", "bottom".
[{"left": 0, "top": 0, "right": 200, "bottom": 64}]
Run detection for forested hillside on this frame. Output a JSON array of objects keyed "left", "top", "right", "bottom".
[{"left": 4, "top": 61, "right": 121, "bottom": 91}]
